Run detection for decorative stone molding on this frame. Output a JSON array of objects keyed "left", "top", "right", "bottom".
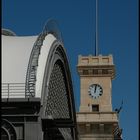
[{"left": 77, "top": 55, "right": 115, "bottom": 79}]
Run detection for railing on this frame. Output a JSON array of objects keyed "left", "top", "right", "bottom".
[{"left": 2, "top": 83, "right": 26, "bottom": 98}]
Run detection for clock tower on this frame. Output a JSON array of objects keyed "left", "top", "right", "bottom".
[{"left": 76, "top": 55, "right": 122, "bottom": 140}]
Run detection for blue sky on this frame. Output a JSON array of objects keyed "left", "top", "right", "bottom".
[{"left": 2, "top": 0, "right": 138, "bottom": 139}]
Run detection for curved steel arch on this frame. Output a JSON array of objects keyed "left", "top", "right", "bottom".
[
  {"left": 25, "top": 19, "right": 63, "bottom": 97},
  {"left": 2, "top": 29, "right": 16, "bottom": 36},
  {"left": 25, "top": 19, "right": 77, "bottom": 139},
  {"left": 40, "top": 40, "right": 77, "bottom": 139}
]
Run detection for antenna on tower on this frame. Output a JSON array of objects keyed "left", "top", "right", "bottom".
[{"left": 95, "top": 0, "right": 98, "bottom": 56}]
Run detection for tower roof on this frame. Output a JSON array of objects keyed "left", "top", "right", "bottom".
[{"left": 77, "top": 55, "right": 115, "bottom": 79}]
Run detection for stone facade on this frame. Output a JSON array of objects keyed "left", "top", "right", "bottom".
[{"left": 76, "top": 55, "right": 120, "bottom": 140}]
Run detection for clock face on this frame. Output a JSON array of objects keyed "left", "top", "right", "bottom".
[{"left": 88, "top": 84, "right": 103, "bottom": 99}]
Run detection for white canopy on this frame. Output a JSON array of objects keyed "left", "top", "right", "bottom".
[
  {"left": 2, "top": 34, "right": 57, "bottom": 98},
  {"left": 2, "top": 35, "right": 38, "bottom": 83}
]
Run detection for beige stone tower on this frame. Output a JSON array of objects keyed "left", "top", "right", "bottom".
[{"left": 76, "top": 54, "right": 120, "bottom": 140}]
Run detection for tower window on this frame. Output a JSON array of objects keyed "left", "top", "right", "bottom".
[
  {"left": 104, "top": 124, "right": 112, "bottom": 134},
  {"left": 78, "top": 124, "right": 86, "bottom": 134},
  {"left": 83, "top": 70, "right": 89, "bottom": 75},
  {"left": 102, "top": 69, "right": 108, "bottom": 74},
  {"left": 92, "top": 105, "right": 99, "bottom": 112},
  {"left": 91, "top": 124, "right": 100, "bottom": 134},
  {"left": 93, "top": 69, "right": 98, "bottom": 74}
]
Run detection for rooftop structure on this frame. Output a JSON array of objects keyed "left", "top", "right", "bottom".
[{"left": 1, "top": 20, "right": 78, "bottom": 140}]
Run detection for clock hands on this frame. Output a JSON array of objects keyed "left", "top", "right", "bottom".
[{"left": 94, "top": 85, "right": 97, "bottom": 93}]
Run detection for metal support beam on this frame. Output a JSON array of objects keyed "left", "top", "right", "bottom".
[{"left": 41, "top": 118, "right": 75, "bottom": 131}]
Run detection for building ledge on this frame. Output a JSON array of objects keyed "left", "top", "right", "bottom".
[
  {"left": 79, "top": 134, "right": 113, "bottom": 138},
  {"left": 2, "top": 98, "right": 41, "bottom": 115},
  {"left": 76, "top": 112, "right": 118, "bottom": 123},
  {"left": 2, "top": 97, "right": 41, "bottom": 103}
]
